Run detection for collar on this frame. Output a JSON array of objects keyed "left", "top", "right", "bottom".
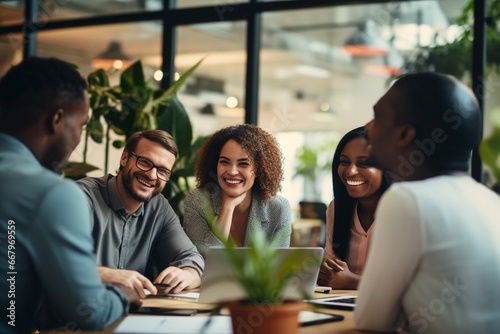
[
  {"left": 106, "top": 175, "right": 144, "bottom": 217},
  {"left": 0, "top": 133, "right": 39, "bottom": 164}
]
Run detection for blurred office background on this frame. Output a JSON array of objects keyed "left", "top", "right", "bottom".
[{"left": 1, "top": 0, "right": 496, "bottom": 228}]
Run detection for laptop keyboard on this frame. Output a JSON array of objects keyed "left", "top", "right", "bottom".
[{"left": 328, "top": 297, "right": 356, "bottom": 304}]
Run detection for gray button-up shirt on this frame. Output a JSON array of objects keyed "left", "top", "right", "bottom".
[{"left": 77, "top": 174, "right": 204, "bottom": 279}]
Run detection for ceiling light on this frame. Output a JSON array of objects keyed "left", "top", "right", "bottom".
[
  {"left": 91, "top": 41, "right": 132, "bottom": 70},
  {"left": 342, "top": 19, "right": 390, "bottom": 57},
  {"left": 225, "top": 96, "right": 238, "bottom": 108},
  {"left": 364, "top": 46, "right": 404, "bottom": 76},
  {"left": 153, "top": 70, "right": 163, "bottom": 81}
]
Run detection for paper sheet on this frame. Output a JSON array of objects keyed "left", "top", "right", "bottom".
[
  {"left": 114, "top": 311, "right": 342, "bottom": 333},
  {"left": 143, "top": 290, "right": 200, "bottom": 300},
  {"left": 114, "top": 315, "right": 231, "bottom": 334}
]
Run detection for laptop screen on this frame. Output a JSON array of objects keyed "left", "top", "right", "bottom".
[{"left": 198, "top": 247, "right": 324, "bottom": 304}]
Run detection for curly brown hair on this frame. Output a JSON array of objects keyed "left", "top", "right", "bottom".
[{"left": 194, "top": 124, "right": 284, "bottom": 202}]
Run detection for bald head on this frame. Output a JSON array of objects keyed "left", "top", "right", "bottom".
[{"left": 390, "top": 72, "right": 481, "bottom": 172}]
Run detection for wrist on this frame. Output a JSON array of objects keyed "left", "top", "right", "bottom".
[{"left": 348, "top": 273, "right": 360, "bottom": 290}]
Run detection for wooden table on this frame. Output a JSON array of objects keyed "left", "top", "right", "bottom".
[{"left": 42, "top": 290, "right": 365, "bottom": 333}]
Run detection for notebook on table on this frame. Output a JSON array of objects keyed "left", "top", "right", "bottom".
[
  {"left": 198, "top": 247, "right": 324, "bottom": 304},
  {"left": 307, "top": 295, "right": 357, "bottom": 310}
]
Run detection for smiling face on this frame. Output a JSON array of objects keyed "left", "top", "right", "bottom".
[
  {"left": 119, "top": 138, "right": 176, "bottom": 203},
  {"left": 217, "top": 139, "right": 256, "bottom": 198},
  {"left": 337, "top": 137, "right": 383, "bottom": 200}
]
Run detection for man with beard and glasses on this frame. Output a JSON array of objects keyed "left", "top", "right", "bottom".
[{"left": 77, "top": 130, "right": 204, "bottom": 298}]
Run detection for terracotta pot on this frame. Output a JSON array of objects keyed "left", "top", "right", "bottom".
[{"left": 226, "top": 300, "right": 303, "bottom": 334}]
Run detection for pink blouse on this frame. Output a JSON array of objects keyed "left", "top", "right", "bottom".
[{"left": 324, "top": 200, "right": 374, "bottom": 275}]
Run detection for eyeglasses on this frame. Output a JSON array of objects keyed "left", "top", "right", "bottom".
[{"left": 130, "top": 151, "right": 171, "bottom": 182}]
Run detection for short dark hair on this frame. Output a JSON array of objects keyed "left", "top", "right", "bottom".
[
  {"left": 194, "top": 124, "right": 284, "bottom": 202},
  {"left": 0, "top": 57, "right": 87, "bottom": 132},
  {"left": 120, "top": 130, "right": 178, "bottom": 171},
  {"left": 331, "top": 126, "right": 391, "bottom": 260},
  {"left": 391, "top": 72, "right": 481, "bottom": 172}
]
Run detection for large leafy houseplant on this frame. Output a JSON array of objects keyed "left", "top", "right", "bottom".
[
  {"left": 65, "top": 58, "right": 206, "bottom": 219},
  {"left": 201, "top": 206, "right": 321, "bottom": 334}
]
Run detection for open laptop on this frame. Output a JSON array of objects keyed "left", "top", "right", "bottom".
[{"left": 198, "top": 247, "right": 324, "bottom": 304}]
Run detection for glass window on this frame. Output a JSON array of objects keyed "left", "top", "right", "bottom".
[
  {"left": 176, "top": 21, "right": 247, "bottom": 138},
  {"left": 2, "top": 0, "right": 489, "bottom": 196},
  {"left": 0, "top": 33, "right": 22, "bottom": 76},
  {"left": 259, "top": 0, "right": 470, "bottom": 210},
  {"left": 43, "top": 0, "right": 162, "bottom": 21},
  {"left": 176, "top": 0, "right": 247, "bottom": 9},
  {"left": 0, "top": 1, "right": 24, "bottom": 27},
  {"left": 38, "top": 22, "right": 162, "bottom": 175}
]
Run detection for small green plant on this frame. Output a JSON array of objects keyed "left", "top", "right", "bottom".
[{"left": 202, "top": 203, "right": 319, "bottom": 305}]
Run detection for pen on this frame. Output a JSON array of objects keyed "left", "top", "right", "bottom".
[
  {"left": 326, "top": 259, "right": 344, "bottom": 271},
  {"left": 154, "top": 283, "right": 172, "bottom": 287}
]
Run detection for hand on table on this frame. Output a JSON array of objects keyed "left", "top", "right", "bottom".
[
  {"left": 98, "top": 266, "right": 157, "bottom": 298},
  {"left": 154, "top": 266, "right": 201, "bottom": 294},
  {"left": 114, "top": 284, "right": 143, "bottom": 311},
  {"left": 318, "top": 258, "right": 359, "bottom": 290}
]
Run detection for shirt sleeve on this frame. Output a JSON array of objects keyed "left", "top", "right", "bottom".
[
  {"left": 153, "top": 199, "right": 205, "bottom": 276},
  {"left": 270, "top": 196, "right": 292, "bottom": 247},
  {"left": 183, "top": 190, "right": 223, "bottom": 257},
  {"left": 30, "top": 180, "right": 128, "bottom": 329},
  {"left": 354, "top": 186, "right": 423, "bottom": 332},
  {"left": 324, "top": 200, "right": 335, "bottom": 259}
]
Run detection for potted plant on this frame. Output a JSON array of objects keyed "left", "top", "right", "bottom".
[
  {"left": 293, "top": 141, "right": 336, "bottom": 202},
  {"left": 201, "top": 206, "right": 321, "bottom": 334},
  {"left": 402, "top": 0, "right": 500, "bottom": 81},
  {"left": 65, "top": 58, "right": 207, "bottom": 219}
]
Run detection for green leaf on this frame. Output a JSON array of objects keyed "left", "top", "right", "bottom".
[
  {"left": 120, "top": 60, "right": 145, "bottom": 93},
  {"left": 87, "top": 117, "right": 103, "bottom": 143},
  {"left": 63, "top": 162, "right": 100, "bottom": 180},
  {"left": 152, "top": 56, "right": 205, "bottom": 106},
  {"left": 112, "top": 139, "right": 125, "bottom": 149},
  {"left": 480, "top": 126, "right": 500, "bottom": 182},
  {"left": 156, "top": 95, "right": 193, "bottom": 158},
  {"left": 87, "top": 69, "right": 109, "bottom": 88}
]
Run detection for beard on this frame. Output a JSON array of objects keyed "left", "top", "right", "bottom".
[{"left": 122, "top": 169, "right": 163, "bottom": 202}]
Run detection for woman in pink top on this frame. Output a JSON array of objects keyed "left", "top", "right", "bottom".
[{"left": 317, "top": 126, "right": 391, "bottom": 289}]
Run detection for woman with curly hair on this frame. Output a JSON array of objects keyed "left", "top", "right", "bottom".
[
  {"left": 183, "top": 124, "right": 291, "bottom": 257},
  {"left": 317, "top": 126, "right": 391, "bottom": 289}
]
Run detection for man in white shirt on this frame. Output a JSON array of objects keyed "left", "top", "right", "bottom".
[{"left": 355, "top": 72, "right": 500, "bottom": 333}]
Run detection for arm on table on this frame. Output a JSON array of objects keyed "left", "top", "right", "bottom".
[
  {"left": 318, "top": 200, "right": 359, "bottom": 289},
  {"left": 32, "top": 182, "right": 134, "bottom": 329},
  {"left": 98, "top": 266, "right": 157, "bottom": 298}
]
